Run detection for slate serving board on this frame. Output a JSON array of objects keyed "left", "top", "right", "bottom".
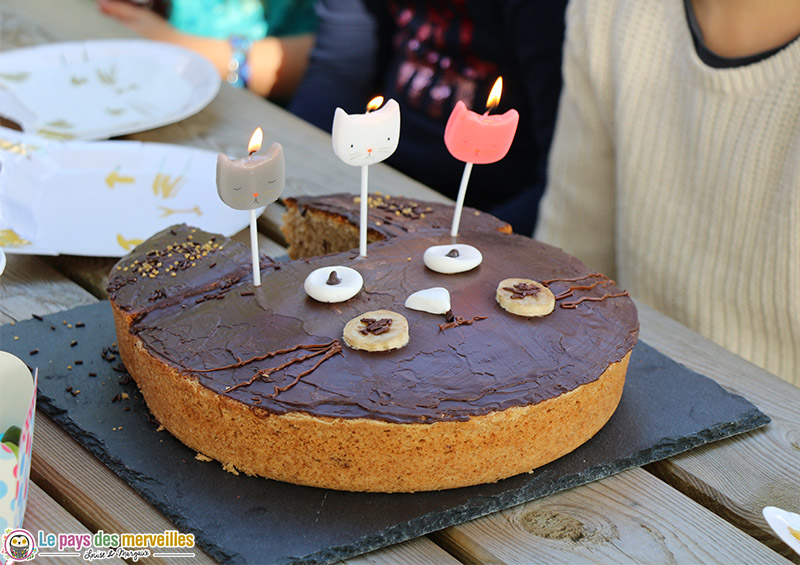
[{"left": 2, "top": 302, "right": 770, "bottom": 564}]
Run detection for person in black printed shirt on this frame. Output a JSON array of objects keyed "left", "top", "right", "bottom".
[{"left": 290, "top": 0, "right": 567, "bottom": 235}]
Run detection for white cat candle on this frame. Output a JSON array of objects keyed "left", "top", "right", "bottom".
[
  {"left": 216, "top": 127, "right": 285, "bottom": 286},
  {"left": 331, "top": 97, "right": 400, "bottom": 257}
]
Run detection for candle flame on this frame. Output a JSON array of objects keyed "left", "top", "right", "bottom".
[
  {"left": 486, "top": 77, "right": 503, "bottom": 111},
  {"left": 248, "top": 127, "right": 263, "bottom": 155},
  {"left": 366, "top": 96, "right": 384, "bottom": 112}
]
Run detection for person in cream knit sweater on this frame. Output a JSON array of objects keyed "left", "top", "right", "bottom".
[{"left": 536, "top": 0, "right": 800, "bottom": 387}]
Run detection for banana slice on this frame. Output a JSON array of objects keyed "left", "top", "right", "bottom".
[
  {"left": 343, "top": 309, "right": 409, "bottom": 352},
  {"left": 496, "top": 278, "right": 555, "bottom": 317}
]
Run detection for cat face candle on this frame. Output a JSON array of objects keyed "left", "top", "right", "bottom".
[
  {"left": 332, "top": 98, "right": 401, "bottom": 167},
  {"left": 216, "top": 134, "right": 285, "bottom": 211},
  {"left": 444, "top": 101, "right": 519, "bottom": 165},
  {"left": 443, "top": 77, "right": 519, "bottom": 237}
]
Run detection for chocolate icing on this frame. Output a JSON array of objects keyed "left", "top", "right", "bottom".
[
  {"left": 107, "top": 224, "right": 278, "bottom": 320},
  {"left": 109, "top": 227, "right": 639, "bottom": 424},
  {"left": 285, "top": 193, "right": 511, "bottom": 238}
]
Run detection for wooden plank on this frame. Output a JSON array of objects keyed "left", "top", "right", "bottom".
[
  {"left": 0, "top": 254, "right": 97, "bottom": 324},
  {"left": 341, "top": 537, "right": 460, "bottom": 565},
  {"left": 23, "top": 482, "right": 127, "bottom": 565},
  {"left": 43, "top": 256, "right": 117, "bottom": 301},
  {"left": 1, "top": 0, "right": 138, "bottom": 46},
  {"left": 637, "top": 303, "right": 800, "bottom": 560},
  {"left": 436, "top": 468, "right": 791, "bottom": 564},
  {"left": 32, "top": 415, "right": 216, "bottom": 565}
]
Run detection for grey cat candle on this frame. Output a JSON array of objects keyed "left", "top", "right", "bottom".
[{"left": 216, "top": 127, "right": 285, "bottom": 286}]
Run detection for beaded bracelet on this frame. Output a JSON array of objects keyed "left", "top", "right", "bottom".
[{"left": 227, "top": 35, "right": 252, "bottom": 88}]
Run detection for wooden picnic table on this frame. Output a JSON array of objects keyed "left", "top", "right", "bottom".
[{"left": 1, "top": 0, "right": 799, "bottom": 563}]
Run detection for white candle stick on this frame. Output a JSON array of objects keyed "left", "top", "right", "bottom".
[
  {"left": 360, "top": 165, "right": 369, "bottom": 257},
  {"left": 332, "top": 97, "right": 401, "bottom": 257},
  {"left": 249, "top": 208, "right": 260, "bottom": 286},
  {"left": 450, "top": 162, "right": 473, "bottom": 237}
]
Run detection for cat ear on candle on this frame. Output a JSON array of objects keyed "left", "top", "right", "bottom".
[{"left": 332, "top": 99, "right": 401, "bottom": 167}]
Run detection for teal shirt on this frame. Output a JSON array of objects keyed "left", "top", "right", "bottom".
[{"left": 169, "top": 0, "right": 316, "bottom": 39}]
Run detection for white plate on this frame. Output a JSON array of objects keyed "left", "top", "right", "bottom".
[
  {"left": 0, "top": 131, "right": 263, "bottom": 257},
  {"left": 763, "top": 506, "right": 800, "bottom": 556},
  {"left": 0, "top": 39, "right": 220, "bottom": 140}
]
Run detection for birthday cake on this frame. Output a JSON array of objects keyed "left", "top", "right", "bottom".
[
  {"left": 108, "top": 223, "right": 638, "bottom": 492},
  {"left": 281, "top": 193, "right": 511, "bottom": 259}
]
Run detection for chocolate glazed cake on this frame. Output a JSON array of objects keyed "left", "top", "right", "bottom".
[{"left": 108, "top": 224, "right": 638, "bottom": 492}]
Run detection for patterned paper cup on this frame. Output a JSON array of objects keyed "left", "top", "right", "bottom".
[{"left": 0, "top": 351, "right": 37, "bottom": 531}]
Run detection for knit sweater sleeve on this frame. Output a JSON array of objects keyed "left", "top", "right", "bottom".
[{"left": 534, "top": 0, "right": 617, "bottom": 279}]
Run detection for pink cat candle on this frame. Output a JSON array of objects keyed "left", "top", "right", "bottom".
[
  {"left": 444, "top": 77, "right": 519, "bottom": 236},
  {"left": 332, "top": 96, "right": 401, "bottom": 257},
  {"left": 216, "top": 127, "right": 286, "bottom": 287}
]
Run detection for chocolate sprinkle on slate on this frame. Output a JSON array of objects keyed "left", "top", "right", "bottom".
[
  {"left": 29, "top": 349, "right": 39, "bottom": 355},
  {"left": 70, "top": 340, "right": 78, "bottom": 347},
  {"left": 75, "top": 322, "right": 85, "bottom": 328},
  {"left": 101, "top": 347, "right": 117, "bottom": 362},
  {"left": 32, "top": 313, "right": 43, "bottom": 321}
]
